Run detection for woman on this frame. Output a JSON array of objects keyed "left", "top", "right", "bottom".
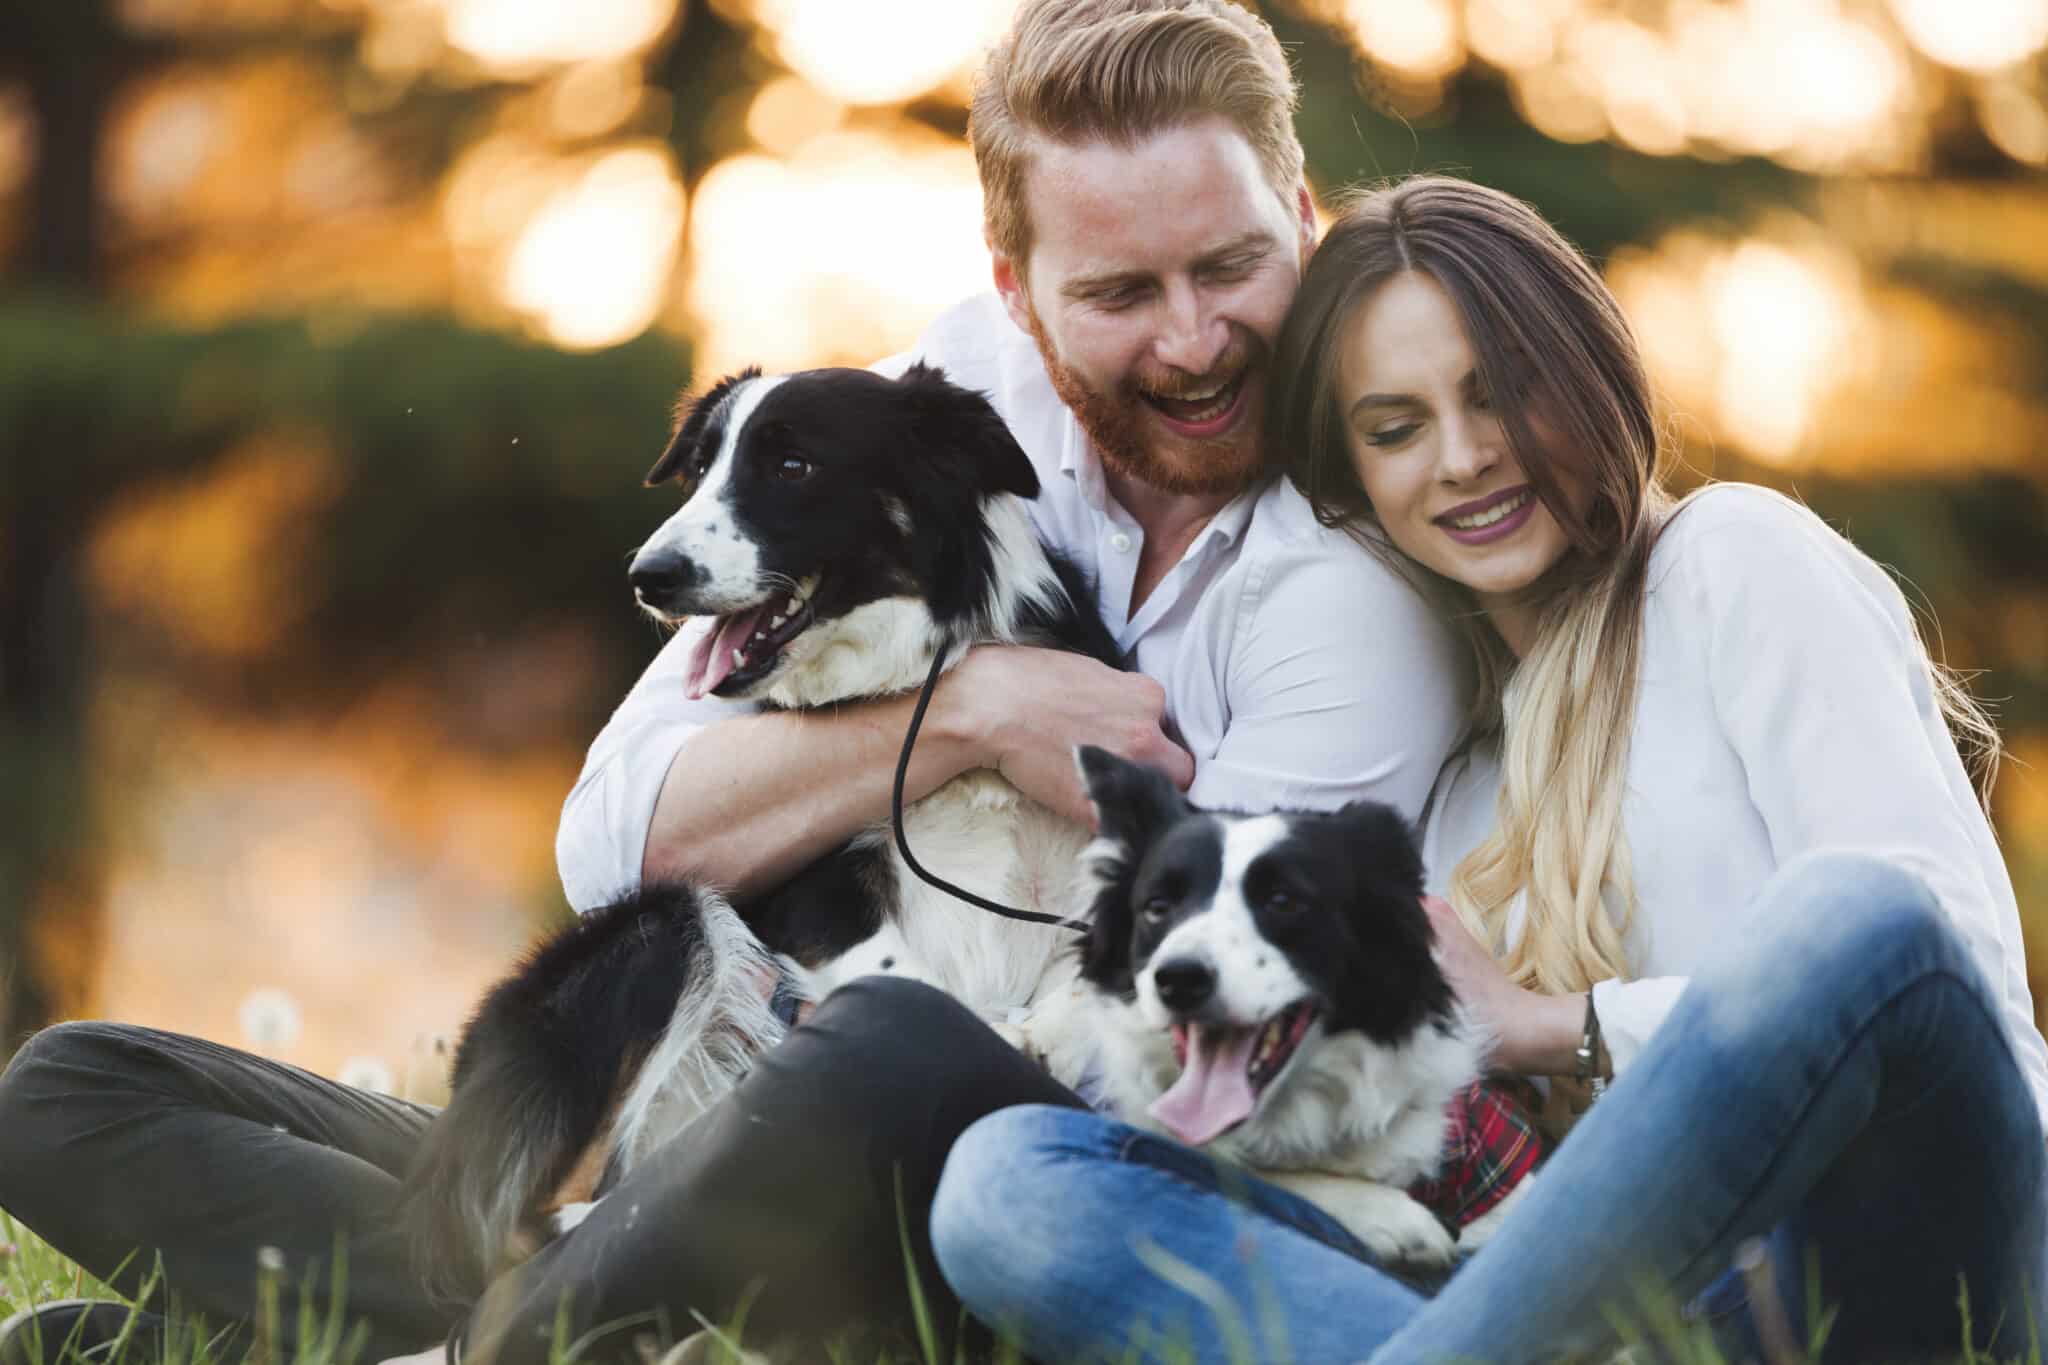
[{"left": 928, "top": 176, "right": 2048, "bottom": 1364}]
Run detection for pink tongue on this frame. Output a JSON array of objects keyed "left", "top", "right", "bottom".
[
  {"left": 1149, "top": 1022, "right": 1259, "bottom": 1147},
  {"left": 684, "top": 605, "right": 774, "bottom": 699}
]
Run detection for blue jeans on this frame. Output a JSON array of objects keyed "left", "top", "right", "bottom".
[{"left": 930, "top": 851, "right": 2047, "bottom": 1363}]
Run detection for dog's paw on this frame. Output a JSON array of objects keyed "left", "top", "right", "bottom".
[
  {"left": 1455, "top": 1173, "right": 1533, "bottom": 1255},
  {"left": 1260, "top": 1171, "right": 1456, "bottom": 1270}
]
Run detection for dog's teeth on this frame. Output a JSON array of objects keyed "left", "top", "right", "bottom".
[
  {"left": 770, "top": 614, "right": 786, "bottom": 628},
  {"left": 786, "top": 595, "right": 801, "bottom": 613},
  {"left": 731, "top": 647, "right": 744, "bottom": 666}
]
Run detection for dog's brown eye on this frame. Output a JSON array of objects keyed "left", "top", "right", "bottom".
[
  {"left": 1140, "top": 898, "right": 1171, "bottom": 923},
  {"left": 1266, "top": 891, "right": 1300, "bottom": 914},
  {"left": 776, "top": 456, "right": 813, "bottom": 481}
]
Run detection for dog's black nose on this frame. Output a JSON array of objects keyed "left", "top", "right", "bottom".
[
  {"left": 1152, "top": 957, "right": 1215, "bottom": 1013},
  {"left": 629, "top": 551, "right": 703, "bottom": 604}
]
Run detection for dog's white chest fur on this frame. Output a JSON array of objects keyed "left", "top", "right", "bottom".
[{"left": 802, "top": 769, "right": 1089, "bottom": 1016}]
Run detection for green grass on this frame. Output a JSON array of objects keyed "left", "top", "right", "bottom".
[{"left": 4, "top": 1207, "right": 2041, "bottom": 1365}]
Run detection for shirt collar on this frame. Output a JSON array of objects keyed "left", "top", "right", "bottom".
[{"left": 1058, "top": 407, "right": 1267, "bottom": 550}]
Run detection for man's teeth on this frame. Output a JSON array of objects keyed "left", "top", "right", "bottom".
[
  {"left": 1446, "top": 490, "right": 1532, "bottom": 531},
  {"left": 1150, "top": 375, "right": 1240, "bottom": 423}
]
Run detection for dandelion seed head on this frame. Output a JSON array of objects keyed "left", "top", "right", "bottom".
[{"left": 238, "top": 987, "right": 304, "bottom": 1052}]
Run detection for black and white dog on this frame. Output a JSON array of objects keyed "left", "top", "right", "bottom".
[
  {"left": 404, "top": 362, "right": 1529, "bottom": 1306},
  {"left": 403, "top": 363, "right": 1118, "bottom": 1302},
  {"left": 1054, "top": 745, "right": 1534, "bottom": 1268}
]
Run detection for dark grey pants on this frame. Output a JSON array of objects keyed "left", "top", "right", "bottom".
[{"left": 0, "top": 978, "right": 1081, "bottom": 1364}]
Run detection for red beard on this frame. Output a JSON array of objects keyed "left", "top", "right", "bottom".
[{"left": 1023, "top": 308, "right": 1270, "bottom": 498}]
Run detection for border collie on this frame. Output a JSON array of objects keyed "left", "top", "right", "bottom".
[
  {"left": 402, "top": 363, "right": 1119, "bottom": 1302},
  {"left": 1047, "top": 745, "right": 1539, "bottom": 1268}
]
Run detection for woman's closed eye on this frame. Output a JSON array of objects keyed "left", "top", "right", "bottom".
[{"left": 1363, "top": 419, "right": 1423, "bottom": 448}]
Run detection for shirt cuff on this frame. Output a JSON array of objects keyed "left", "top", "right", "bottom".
[{"left": 1589, "top": 975, "right": 1690, "bottom": 1075}]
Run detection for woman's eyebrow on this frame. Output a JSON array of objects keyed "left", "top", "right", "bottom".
[
  {"left": 1348, "top": 390, "right": 1419, "bottom": 419},
  {"left": 1347, "top": 368, "right": 1484, "bottom": 420}
]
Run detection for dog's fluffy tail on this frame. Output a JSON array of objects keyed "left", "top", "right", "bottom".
[{"left": 400, "top": 882, "right": 791, "bottom": 1305}]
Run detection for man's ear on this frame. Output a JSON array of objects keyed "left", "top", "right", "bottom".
[
  {"left": 1075, "top": 745, "right": 1186, "bottom": 853},
  {"left": 1295, "top": 183, "right": 1318, "bottom": 262},
  {"left": 991, "top": 244, "right": 1034, "bottom": 337}
]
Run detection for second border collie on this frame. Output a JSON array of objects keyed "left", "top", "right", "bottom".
[{"left": 1051, "top": 745, "right": 1540, "bottom": 1267}]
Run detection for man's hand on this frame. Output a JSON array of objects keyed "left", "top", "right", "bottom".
[
  {"left": 1420, "top": 894, "right": 1583, "bottom": 1076},
  {"left": 945, "top": 645, "right": 1193, "bottom": 825}
]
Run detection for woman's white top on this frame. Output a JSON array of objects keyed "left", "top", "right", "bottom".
[{"left": 1421, "top": 483, "right": 2048, "bottom": 1132}]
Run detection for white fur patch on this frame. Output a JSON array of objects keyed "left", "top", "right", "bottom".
[
  {"left": 609, "top": 890, "right": 791, "bottom": 1168},
  {"left": 977, "top": 494, "right": 1067, "bottom": 639},
  {"left": 1137, "top": 815, "right": 1309, "bottom": 1032},
  {"left": 765, "top": 595, "right": 943, "bottom": 707},
  {"left": 1093, "top": 809, "right": 1489, "bottom": 1251},
  {"left": 631, "top": 375, "right": 785, "bottom": 613}
]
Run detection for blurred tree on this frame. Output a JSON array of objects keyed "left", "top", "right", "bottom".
[{"left": 0, "top": 0, "right": 2042, "bottom": 1049}]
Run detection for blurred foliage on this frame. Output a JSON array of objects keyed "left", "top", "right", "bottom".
[
  {"left": 0, "top": 293, "right": 687, "bottom": 1044},
  {"left": 0, "top": 0, "right": 2044, "bottom": 1051}
]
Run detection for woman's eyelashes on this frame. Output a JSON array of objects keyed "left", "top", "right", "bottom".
[{"left": 1362, "top": 419, "right": 1421, "bottom": 448}]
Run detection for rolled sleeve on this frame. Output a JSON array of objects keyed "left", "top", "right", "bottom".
[
  {"left": 555, "top": 624, "right": 755, "bottom": 912},
  {"left": 1187, "top": 532, "right": 1466, "bottom": 823}
]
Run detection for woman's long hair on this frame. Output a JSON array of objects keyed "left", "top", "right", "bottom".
[
  {"left": 1271, "top": 175, "right": 2003, "bottom": 999},
  {"left": 1269, "top": 176, "right": 1669, "bottom": 996}
]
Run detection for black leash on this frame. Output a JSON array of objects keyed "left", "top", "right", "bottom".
[{"left": 891, "top": 648, "right": 1089, "bottom": 934}]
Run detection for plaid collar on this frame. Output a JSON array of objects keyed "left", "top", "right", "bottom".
[{"left": 1407, "top": 1079, "right": 1546, "bottom": 1228}]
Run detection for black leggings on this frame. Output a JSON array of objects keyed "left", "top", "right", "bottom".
[{"left": 0, "top": 978, "right": 1082, "bottom": 1363}]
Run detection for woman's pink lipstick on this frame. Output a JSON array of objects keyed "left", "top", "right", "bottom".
[{"left": 1436, "top": 486, "right": 1536, "bottom": 546}]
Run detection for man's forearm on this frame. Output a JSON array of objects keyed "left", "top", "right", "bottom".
[{"left": 640, "top": 688, "right": 985, "bottom": 902}]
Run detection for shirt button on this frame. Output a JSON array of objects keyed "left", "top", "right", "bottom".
[{"left": 1110, "top": 532, "right": 1133, "bottom": 552}]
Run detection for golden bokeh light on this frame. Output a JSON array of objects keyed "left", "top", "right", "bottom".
[
  {"left": 744, "top": 0, "right": 1019, "bottom": 107},
  {"left": 1613, "top": 231, "right": 1868, "bottom": 466},
  {"left": 1979, "top": 74, "right": 2048, "bottom": 164},
  {"left": 1341, "top": 0, "right": 1465, "bottom": 80},
  {"left": 684, "top": 130, "right": 989, "bottom": 374},
  {"left": 1463, "top": 0, "right": 1569, "bottom": 72},
  {"left": 501, "top": 145, "right": 686, "bottom": 350},
  {"left": 746, "top": 75, "right": 848, "bottom": 158},
  {"left": 1889, "top": 0, "right": 2048, "bottom": 71},
  {"left": 437, "top": 0, "right": 677, "bottom": 71}
]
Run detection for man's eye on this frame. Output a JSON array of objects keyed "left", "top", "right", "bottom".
[
  {"left": 775, "top": 456, "right": 813, "bottom": 481},
  {"left": 1365, "top": 422, "right": 1420, "bottom": 448}
]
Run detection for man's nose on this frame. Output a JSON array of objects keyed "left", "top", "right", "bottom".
[{"left": 1152, "top": 280, "right": 1229, "bottom": 377}]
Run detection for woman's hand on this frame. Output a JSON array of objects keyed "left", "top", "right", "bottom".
[{"left": 1420, "top": 895, "right": 1585, "bottom": 1075}]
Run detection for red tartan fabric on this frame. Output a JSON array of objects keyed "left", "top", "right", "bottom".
[{"left": 1406, "top": 1078, "right": 1546, "bottom": 1228}]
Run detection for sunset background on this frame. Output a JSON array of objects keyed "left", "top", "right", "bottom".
[{"left": 2, "top": 0, "right": 2044, "bottom": 1088}]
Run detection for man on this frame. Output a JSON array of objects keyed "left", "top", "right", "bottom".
[{"left": 0, "top": 4, "right": 1462, "bottom": 1363}]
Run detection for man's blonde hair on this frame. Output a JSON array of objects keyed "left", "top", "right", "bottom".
[{"left": 970, "top": 0, "right": 1305, "bottom": 268}]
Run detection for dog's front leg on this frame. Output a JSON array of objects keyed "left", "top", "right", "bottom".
[{"left": 1257, "top": 1170, "right": 1456, "bottom": 1270}]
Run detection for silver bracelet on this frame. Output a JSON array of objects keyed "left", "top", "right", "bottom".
[{"left": 1576, "top": 991, "right": 1608, "bottom": 1100}]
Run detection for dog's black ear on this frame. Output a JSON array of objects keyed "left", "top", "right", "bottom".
[
  {"left": 1331, "top": 800, "right": 1427, "bottom": 902},
  {"left": 1076, "top": 745, "right": 1186, "bottom": 857},
  {"left": 645, "top": 368, "right": 760, "bottom": 486},
  {"left": 643, "top": 426, "right": 695, "bottom": 487},
  {"left": 896, "top": 361, "right": 1039, "bottom": 501}
]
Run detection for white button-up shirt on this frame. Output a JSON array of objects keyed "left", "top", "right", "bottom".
[
  {"left": 1419, "top": 484, "right": 2048, "bottom": 1132},
  {"left": 555, "top": 293, "right": 1468, "bottom": 911}
]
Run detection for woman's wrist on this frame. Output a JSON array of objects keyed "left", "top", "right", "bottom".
[{"left": 1497, "top": 988, "right": 1591, "bottom": 1076}]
